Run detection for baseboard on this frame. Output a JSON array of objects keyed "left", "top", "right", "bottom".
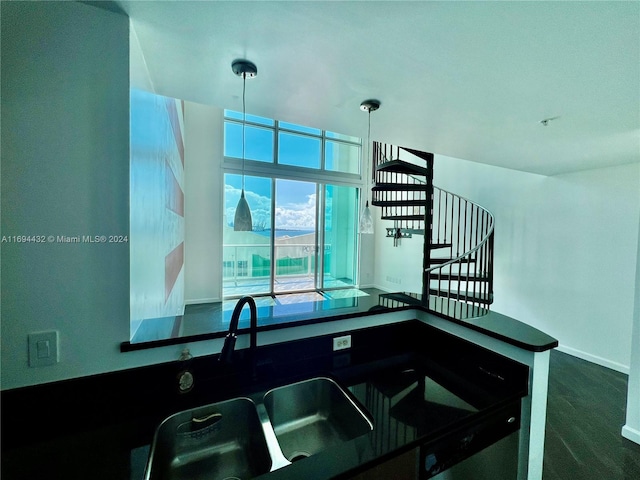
[
  {"left": 556, "top": 344, "right": 629, "bottom": 375},
  {"left": 622, "top": 425, "right": 640, "bottom": 445},
  {"left": 369, "top": 284, "right": 394, "bottom": 293},
  {"left": 185, "top": 297, "right": 220, "bottom": 305}
]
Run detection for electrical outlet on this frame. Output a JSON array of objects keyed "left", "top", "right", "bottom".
[{"left": 333, "top": 335, "right": 352, "bottom": 351}]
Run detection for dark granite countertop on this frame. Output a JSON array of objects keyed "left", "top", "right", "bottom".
[
  {"left": 2, "top": 321, "right": 529, "bottom": 480},
  {"left": 125, "top": 288, "right": 558, "bottom": 353},
  {"left": 252, "top": 351, "right": 524, "bottom": 479}
]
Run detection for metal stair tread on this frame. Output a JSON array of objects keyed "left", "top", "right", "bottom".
[
  {"left": 379, "top": 292, "right": 423, "bottom": 306},
  {"left": 372, "top": 183, "right": 428, "bottom": 192},
  {"left": 376, "top": 159, "right": 430, "bottom": 176},
  {"left": 429, "top": 243, "right": 452, "bottom": 249},
  {"left": 399, "top": 147, "right": 435, "bottom": 162},
  {"left": 372, "top": 199, "right": 429, "bottom": 207},
  {"left": 429, "top": 288, "right": 493, "bottom": 305},
  {"left": 380, "top": 214, "right": 425, "bottom": 221},
  {"left": 429, "top": 257, "right": 476, "bottom": 265}
]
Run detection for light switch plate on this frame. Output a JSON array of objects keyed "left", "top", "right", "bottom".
[{"left": 28, "top": 331, "right": 58, "bottom": 367}]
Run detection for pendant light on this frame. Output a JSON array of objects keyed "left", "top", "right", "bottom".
[
  {"left": 359, "top": 99, "right": 380, "bottom": 234},
  {"left": 232, "top": 59, "right": 257, "bottom": 231}
]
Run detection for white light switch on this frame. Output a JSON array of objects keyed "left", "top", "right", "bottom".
[
  {"left": 29, "top": 331, "right": 58, "bottom": 367},
  {"left": 36, "top": 340, "right": 50, "bottom": 359}
]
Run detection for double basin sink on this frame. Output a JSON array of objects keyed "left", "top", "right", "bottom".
[{"left": 144, "top": 377, "right": 374, "bottom": 480}]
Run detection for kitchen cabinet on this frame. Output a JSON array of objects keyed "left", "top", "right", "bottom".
[
  {"left": 2, "top": 311, "right": 555, "bottom": 480},
  {"left": 349, "top": 448, "right": 419, "bottom": 480}
]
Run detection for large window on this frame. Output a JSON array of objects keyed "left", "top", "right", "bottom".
[{"left": 223, "top": 111, "right": 362, "bottom": 298}]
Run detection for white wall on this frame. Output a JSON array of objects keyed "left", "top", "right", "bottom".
[
  {"left": 130, "top": 23, "right": 155, "bottom": 93},
  {"left": 184, "top": 102, "right": 224, "bottom": 304},
  {"left": 373, "top": 155, "right": 640, "bottom": 372},
  {"left": 1, "top": 1, "right": 130, "bottom": 389},
  {"left": 371, "top": 226, "right": 424, "bottom": 293},
  {"left": 519, "top": 164, "right": 638, "bottom": 373},
  {"left": 358, "top": 233, "right": 376, "bottom": 288},
  {"left": 623, "top": 211, "right": 640, "bottom": 444},
  {"left": 0, "top": 2, "right": 224, "bottom": 391}
]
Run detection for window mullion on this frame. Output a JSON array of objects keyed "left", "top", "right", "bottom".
[
  {"left": 320, "top": 130, "right": 326, "bottom": 171},
  {"left": 269, "top": 177, "right": 276, "bottom": 296},
  {"left": 271, "top": 122, "right": 277, "bottom": 296},
  {"left": 317, "top": 183, "right": 325, "bottom": 290},
  {"left": 274, "top": 120, "right": 279, "bottom": 165}
]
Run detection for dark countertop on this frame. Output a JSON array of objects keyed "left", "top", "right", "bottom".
[
  {"left": 2, "top": 321, "right": 529, "bottom": 480},
  {"left": 253, "top": 353, "right": 524, "bottom": 480},
  {"left": 125, "top": 288, "right": 558, "bottom": 353}
]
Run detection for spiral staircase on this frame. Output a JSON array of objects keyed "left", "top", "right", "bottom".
[{"left": 370, "top": 142, "right": 495, "bottom": 320}]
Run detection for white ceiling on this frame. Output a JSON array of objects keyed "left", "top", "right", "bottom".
[{"left": 119, "top": 1, "right": 639, "bottom": 176}]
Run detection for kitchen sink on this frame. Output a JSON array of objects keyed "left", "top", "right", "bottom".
[
  {"left": 144, "top": 397, "right": 272, "bottom": 480},
  {"left": 263, "top": 377, "right": 373, "bottom": 462},
  {"left": 145, "top": 377, "right": 373, "bottom": 479}
]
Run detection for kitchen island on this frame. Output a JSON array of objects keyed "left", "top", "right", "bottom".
[{"left": 2, "top": 294, "right": 556, "bottom": 480}]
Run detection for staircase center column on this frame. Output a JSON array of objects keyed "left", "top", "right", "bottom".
[{"left": 422, "top": 154, "right": 434, "bottom": 304}]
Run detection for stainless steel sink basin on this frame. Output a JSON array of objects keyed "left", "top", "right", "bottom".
[
  {"left": 145, "top": 377, "right": 373, "bottom": 479},
  {"left": 263, "top": 377, "right": 373, "bottom": 462},
  {"left": 144, "top": 397, "right": 271, "bottom": 480}
]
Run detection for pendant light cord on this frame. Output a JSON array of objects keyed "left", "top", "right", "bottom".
[
  {"left": 366, "top": 108, "right": 372, "bottom": 204},
  {"left": 242, "top": 73, "right": 247, "bottom": 191}
]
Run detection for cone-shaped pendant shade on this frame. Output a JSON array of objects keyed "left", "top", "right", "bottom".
[
  {"left": 234, "top": 190, "right": 253, "bottom": 231},
  {"left": 359, "top": 100, "right": 380, "bottom": 235},
  {"left": 359, "top": 201, "right": 374, "bottom": 234}
]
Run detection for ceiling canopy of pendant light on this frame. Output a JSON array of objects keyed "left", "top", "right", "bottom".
[
  {"left": 360, "top": 99, "right": 380, "bottom": 113},
  {"left": 232, "top": 59, "right": 257, "bottom": 232},
  {"left": 359, "top": 99, "right": 381, "bottom": 234}
]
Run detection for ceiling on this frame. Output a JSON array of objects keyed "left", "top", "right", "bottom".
[{"left": 118, "top": 1, "right": 639, "bottom": 176}]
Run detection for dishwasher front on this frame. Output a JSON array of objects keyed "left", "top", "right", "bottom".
[{"left": 421, "top": 401, "right": 520, "bottom": 480}]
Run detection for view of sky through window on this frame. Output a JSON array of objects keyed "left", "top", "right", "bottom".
[
  {"left": 224, "top": 110, "right": 360, "bottom": 234},
  {"left": 223, "top": 111, "right": 360, "bottom": 296}
]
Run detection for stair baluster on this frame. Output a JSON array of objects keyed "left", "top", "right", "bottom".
[{"left": 371, "top": 141, "right": 495, "bottom": 319}]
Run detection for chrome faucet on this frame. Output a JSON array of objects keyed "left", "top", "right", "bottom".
[{"left": 219, "top": 295, "right": 258, "bottom": 365}]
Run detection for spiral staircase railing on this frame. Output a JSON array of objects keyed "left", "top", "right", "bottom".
[{"left": 371, "top": 142, "right": 495, "bottom": 319}]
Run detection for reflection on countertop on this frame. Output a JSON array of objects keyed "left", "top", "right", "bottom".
[
  {"left": 125, "top": 287, "right": 557, "bottom": 355},
  {"left": 130, "top": 288, "right": 393, "bottom": 346}
]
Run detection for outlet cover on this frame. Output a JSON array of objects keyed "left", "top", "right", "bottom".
[
  {"left": 28, "top": 331, "right": 58, "bottom": 367},
  {"left": 333, "top": 335, "right": 352, "bottom": 351}
]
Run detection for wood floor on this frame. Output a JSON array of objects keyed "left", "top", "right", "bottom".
[{"left": 544, "top": 350, "right": 640, "bottom": 480}]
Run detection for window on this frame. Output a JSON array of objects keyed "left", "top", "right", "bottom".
[
  {"left": 278, "top": 132, "right": 321, "bottom": 168},
  {"left": 223, "top": 112, "right": 363, "bottom": 299},
  {"left": 224, "top": 122, "right": 274, "bottom": 162},
  {"left": 325, "top": 140, "right": 360, "bottom": 174}
]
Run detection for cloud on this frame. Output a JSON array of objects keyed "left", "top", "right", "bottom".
[
  {"left": 224, "top": 186, "right": 316, "bottom": 230},
  {"left": 276, "top": 193, "right": 316, "bottom": 229}
]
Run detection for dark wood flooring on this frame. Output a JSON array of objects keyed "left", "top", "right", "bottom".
[{"left": 544, "top": 350, "right": 640, "bottom": 480}]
